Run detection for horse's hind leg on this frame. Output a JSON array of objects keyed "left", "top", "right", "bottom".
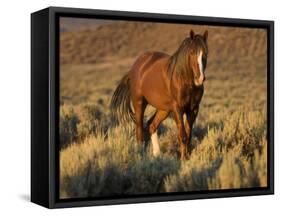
[
  {"left": 148, "top": 110, "right": 169, "bottom": 157},
  {"left": 132, "top": 97, "right": 147, "bottom": 147}
]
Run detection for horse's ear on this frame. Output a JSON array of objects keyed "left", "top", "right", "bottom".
[
  {"left": 203, "top": 30, "right": 208, "bottom": 42},
  {"left": 190, "top": 30, "right": 195, "bottom": 39}
]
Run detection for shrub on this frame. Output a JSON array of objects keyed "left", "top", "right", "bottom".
[
  {"left": 76, "top": 104, "right": 106, "bottom": 140},
  {"left": 60, "top": 124, "right": 134, "bottom": 198},
  {"left": 60, "top": 105, "right": 79, "bottom": 148},
  {"left": 125, "top": 156, "right": 180, "bottom": 194},
  {"left": 60, "top": 103, "right": 114, "bottom": 149},
  {"left": 60, "top": 106, "right": 267, "bottom": 197},
  {"left": 164, "top": 108, "right": 267, "bottom": 192}
]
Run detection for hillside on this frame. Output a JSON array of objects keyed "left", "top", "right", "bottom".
[{"left": 60, "top": 20, "right": 267, "bottom": 67}]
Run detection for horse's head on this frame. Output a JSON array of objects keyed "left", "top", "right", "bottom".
[{"left": 187, "top": 30, "right": 208, "bottom": 86}]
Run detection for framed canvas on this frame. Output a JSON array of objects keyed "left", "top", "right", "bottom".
[{"left": 31, "top": 6, "right": 274, "bottom": 208}]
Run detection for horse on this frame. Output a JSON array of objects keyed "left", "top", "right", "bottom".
[{"left": 110, "top": 30, "right": 208, "bottom": 160}]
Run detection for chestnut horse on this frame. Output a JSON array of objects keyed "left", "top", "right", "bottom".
[{"left": 110, "top": 30, "right": 208, "bottom": 160}]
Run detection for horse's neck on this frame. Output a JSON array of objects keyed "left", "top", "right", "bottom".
[
  {"left": 170, "top": 75, "right": 204, "bottom": 109},
  {"left": 171, "top": 67, "right": 194, "bottom": 88},
  {"left": 170, "top": 65, "right": 204, "bottom": 101}
]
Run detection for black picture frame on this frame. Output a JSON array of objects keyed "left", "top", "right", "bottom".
[{"left": 31, "top": 6, "right": 274, "bottom": 209}]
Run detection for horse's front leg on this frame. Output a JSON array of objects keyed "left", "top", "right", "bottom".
[
  {"left": 173, "top": 107, "right": 188, "bottom": 160},
  {"left": 184, "top": 107, "right": 199, "bottom": 155}
]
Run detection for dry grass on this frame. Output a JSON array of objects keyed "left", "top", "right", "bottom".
[{"left": 59, "top": 20, "right": 267, "bottom": 198}]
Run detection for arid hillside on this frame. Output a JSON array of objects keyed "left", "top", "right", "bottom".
[{"left": 60, "top": 20, "right": 266, "bottom": 65}]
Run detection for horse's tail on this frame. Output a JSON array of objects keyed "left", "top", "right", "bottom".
[{"left": 110, "top": 73, "right": 135, "bottom": 124}]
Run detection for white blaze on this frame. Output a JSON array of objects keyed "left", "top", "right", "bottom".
[
  {"left": 196, "top": 51, "right": 204, "bottom": 85},
  {"left": 151, "top": 132, "right": 160, "bottom": 157}
]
